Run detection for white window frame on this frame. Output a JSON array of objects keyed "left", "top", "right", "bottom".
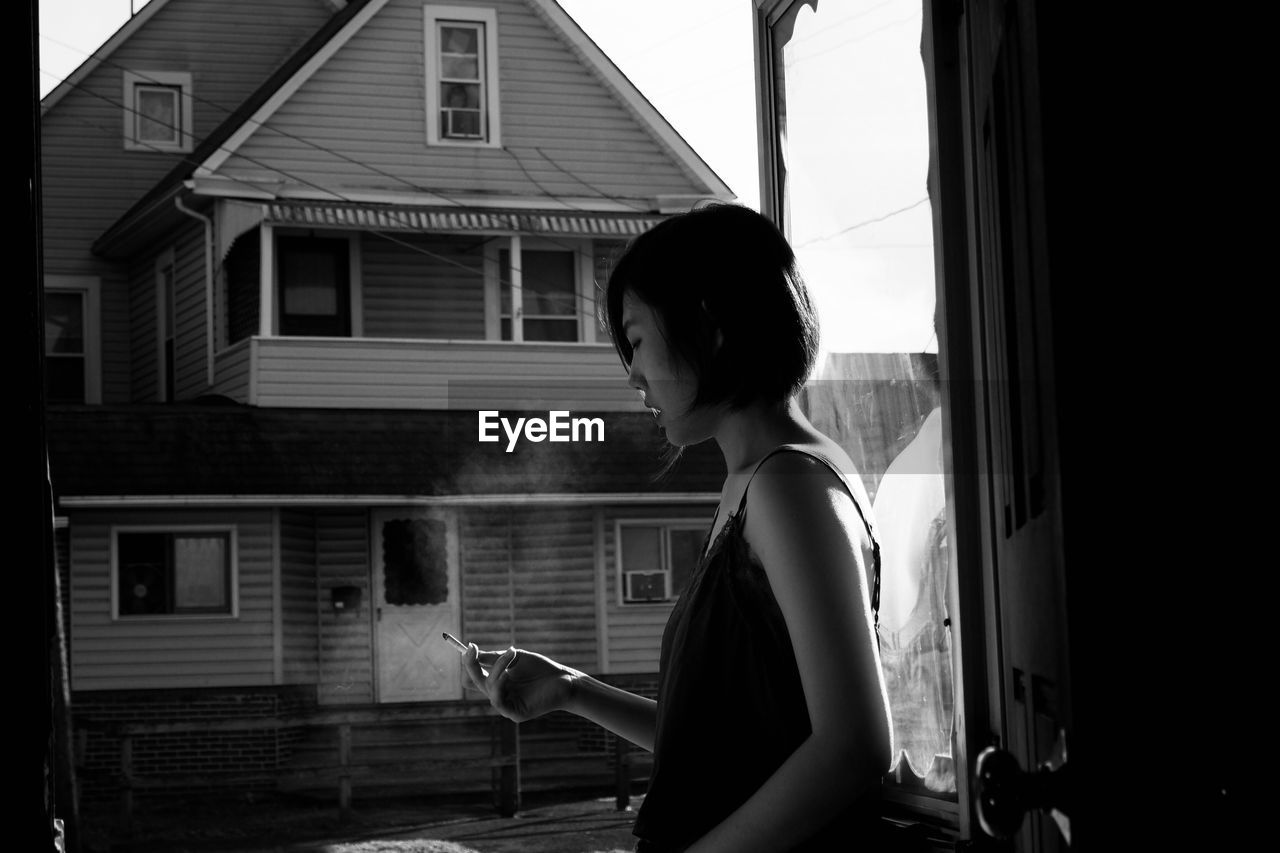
[
  {"left": 615, "top": 519, "right": 707, "bottom": 606},
  {"left": 122, "top": 70, "right": 194, "bottom": 153},
  {"left": 484, "top": 236, "right": 594, "bottom": 343},
  {"left": 155, "top": 248, "right": 176, "bottom": 401},
  {"left": 44, "top": 275, "right": 102, "bottom": 404},
  {"left": 424, "top": 6, "right": 501, "bottom": 147},
  {"left": 110, "top": 525, "right": 240, "bottom": 621}
]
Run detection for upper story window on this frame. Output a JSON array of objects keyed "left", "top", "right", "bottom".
[
  {"left": 44, "top": 276, "right": 101, "bottom": 404},
  {"left": 122, "top": 71, "right": 193, "bottom": 153},
  {"left": 499, "top": 248, "right": 576, "bottom": 341},
  {"left": 487, "top": 238, "right": 595, "bottom": 343},
  {"left": 616, "top": 520, "right": 706, "bottom": 605},
  {"left": 424, "top": 6, "right": 501, "bottom": 147},
  {"left": 277, "top": 234, "right": 352, "bottom": 337}
]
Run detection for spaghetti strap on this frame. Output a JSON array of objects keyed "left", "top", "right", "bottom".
[{"left": 734, "top": 444, "right": 883, "bottom": 635}]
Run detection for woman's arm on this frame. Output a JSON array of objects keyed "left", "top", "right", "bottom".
[
  {"left": 462, "top": 645, "right": 657, "bottom": 751},
  {"left": 686, "top": 452, "right": 893, "bottom": 853}
]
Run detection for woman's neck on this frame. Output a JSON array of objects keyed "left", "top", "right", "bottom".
[{"left": 713, "top": 396, "right": 817, "bottom": 473}]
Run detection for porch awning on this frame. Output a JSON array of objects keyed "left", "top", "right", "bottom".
[{"left": 264, "top": 202, "right": 664, "bottom": 237}]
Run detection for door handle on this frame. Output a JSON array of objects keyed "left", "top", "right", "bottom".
[{"left": 975, "top": 729, "right": 1070, "bottom": 845}]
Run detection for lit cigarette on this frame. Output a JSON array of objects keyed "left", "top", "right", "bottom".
[{"left": 442, "top": 631, "right": 467, "bottom": 652}]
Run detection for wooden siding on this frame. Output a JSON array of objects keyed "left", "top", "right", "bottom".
[
  {"left": 39, "top": 0, "right": 335, "bottom": 273},
  {"left": 316, "top": 508, "right": 374, "bottom": 705},
  {"left": 172, "top": 222, "right": 211, "bottom": 400},
  {"left": 280, "top": 510, "right": 319, "bottom": 686},
  {"left": 361, "top": 233, "right": 486, "bottom": 339},
  {"left": 601, "top": 503, "right": 715, "bottom": 674},
  {"left": 126, "top": 222, "right": 208, "bottom": 403},
  {"left": 212, "top": 0, "right": 708, "bottom": 201},
  {"left": 67, "top": 508, "right": 275, "bottom": 691},
  {"left": 461, "top": 506, "right": 597, "bottom": 672},
  {"left": 211, "top": 339, "right": 252, "bottom": 401},
  {"left": 253, "top": 337, "right": 641, "bottom": 410}
]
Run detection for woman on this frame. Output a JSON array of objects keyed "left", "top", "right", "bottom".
[{"left": 462, "top": 203, "right": 892, "bottom": 852}]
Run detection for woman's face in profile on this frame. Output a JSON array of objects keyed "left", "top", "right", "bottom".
[{"left": 620, "top": 291, "right": 711, "bottom": 447}]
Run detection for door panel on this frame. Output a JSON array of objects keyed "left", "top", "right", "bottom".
[
  {"left": 966, "top": 1, "right": 1069, "bottom": 849},
  {"left": 372, "top": 508, "right": 462, "bottom": 703}
]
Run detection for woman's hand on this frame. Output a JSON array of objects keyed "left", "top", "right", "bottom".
[{"left": 460, "top": 644, "right": 582, "bottom": 723}]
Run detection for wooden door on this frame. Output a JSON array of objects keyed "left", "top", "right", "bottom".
[
  {"left": 955, "top": 1, "right": 1070, "bottom": 849},
  {"left": 371, "top": 508, "right": 463, "bottom": 703}
]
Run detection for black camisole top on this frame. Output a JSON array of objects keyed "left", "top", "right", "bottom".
[{"left": 632, "top": 444, "right": 883, "bottom": 852}]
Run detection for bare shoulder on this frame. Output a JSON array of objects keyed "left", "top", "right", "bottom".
[{"left": 743, "top": 440, "right": 873, "bottom": 553}]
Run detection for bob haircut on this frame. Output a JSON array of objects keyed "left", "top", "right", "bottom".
[{"left": 604, "top": 203, "right": 819, "bottom": 410}]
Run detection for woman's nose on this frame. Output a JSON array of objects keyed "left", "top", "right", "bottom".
[{"left": 626, "top": 361, "right": 644, "bottom": 390}]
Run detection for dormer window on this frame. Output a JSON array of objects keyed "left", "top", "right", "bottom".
[
  {"left": 424, "top": 6, "right": 501, "bottom": 147},
  {"left": 123, "top": 71, "right": 193, "bottom": 152}
]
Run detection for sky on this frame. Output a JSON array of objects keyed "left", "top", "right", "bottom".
[{"left": 36, "top": 0, "right": 935, "bottom": 355}]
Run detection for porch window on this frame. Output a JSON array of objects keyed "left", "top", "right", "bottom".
[
  {"left": 759, "top": 0, "right": 958, "bottom": 803},
  {"left": 425, "top": 7, "right": 501, "bottom": 147},
  {"left": 277, "top": 235, "right": 351, "bottom": 337},
  {"left": 499, "top": 248, "right": 578, "bottom": 341},
  {"left": 122, "top": 71, "right": 193, "bottom": 152},
  {"left": 616, "top": 521, "right": 705, "bottom": 604},
  {"left": 114, "top": 529, "right": 235, "bottom": 618}
]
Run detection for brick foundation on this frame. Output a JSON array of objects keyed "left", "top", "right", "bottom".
[{"left": 73, "top": 685, "right": 316, "bottom": 803}]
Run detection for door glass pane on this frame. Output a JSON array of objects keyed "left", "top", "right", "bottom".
[
  {"left": 382, "top": 518, "right": 448, "bottom": 606},
  {"left": 774, "top": 0, "right": 956, "bottom": 797}
]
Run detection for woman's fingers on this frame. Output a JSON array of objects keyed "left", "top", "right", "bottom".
[
  {"left": 461, "top": 643, "right": 489, "bottom": 693},
  {"left": 491, "top": 648, "right": 518, "bottom": 683}
]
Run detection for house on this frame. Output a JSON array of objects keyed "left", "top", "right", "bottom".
[
  {"left": 35, "top": 0, "right": 1239, "bottom": 849},
  {"left": 42, "top": 0, "right": 739, "bottom": 803}
]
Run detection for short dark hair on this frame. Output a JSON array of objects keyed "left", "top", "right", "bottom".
[{"left": 604, "top": 203, "right": 819, "bottom": 409}]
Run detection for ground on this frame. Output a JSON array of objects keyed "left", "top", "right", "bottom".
[{"left": 77, "top": 790, "right": 643, "bottom": 853}]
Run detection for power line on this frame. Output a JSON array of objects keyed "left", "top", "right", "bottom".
[
  {"left": 38, "top": 64, "right": 638, "bottom": 321},
  {"left": 795, "top": 197, "right": 930, "bottom": 248}
]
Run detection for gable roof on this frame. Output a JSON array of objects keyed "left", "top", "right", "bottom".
[
  {"left": 46, "top": 404, "right": 724, "bottom": 503},
  {"left": 40, "top": 0, "right": 178, "bottom": 115},
  {"left": 39, "top": 0, "right": 351, "bottom": 115},
  {"left": 98, "top": 0, "right": 730, "bottom": 248},
  {"left": 196, "top": 0, "right": 732, "bottom": 200}
]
